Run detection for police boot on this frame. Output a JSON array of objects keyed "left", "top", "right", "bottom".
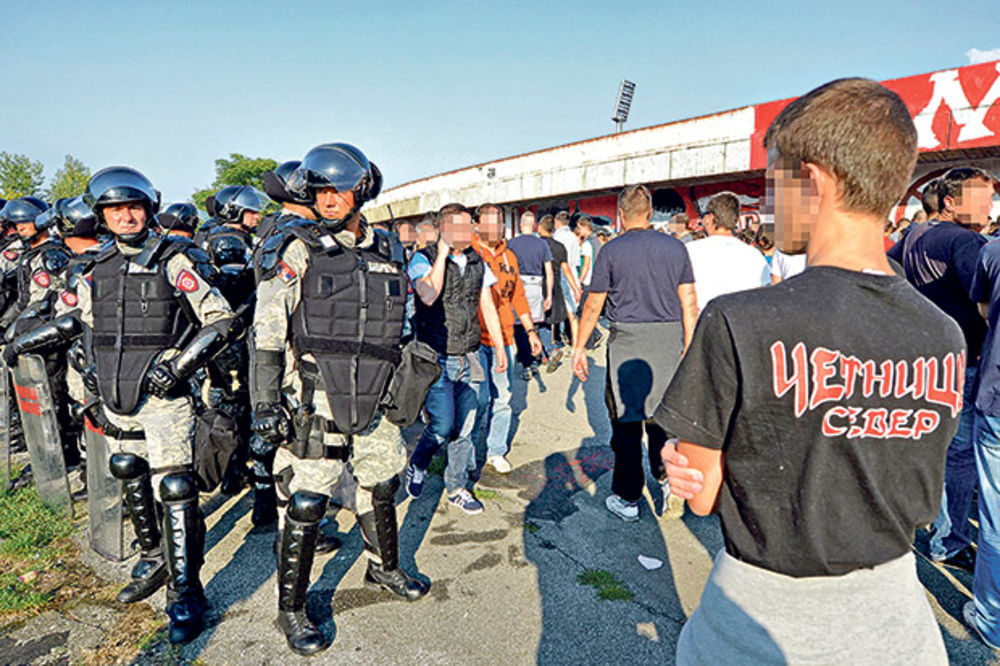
[
  {"left": 249, "top": 448, "right": 278, "bottom": 527},
  {"left": 358, "top": 477, "right": 429, "bottom": 601},
  {"left": 276, "top": 491, "right": 330, "bottom": 656},
  {"left": 110, "top": 454, "right": 167, "bottom": 604},
  {"left": 160, "top": 472, "right": 208, "bottom": 644}
]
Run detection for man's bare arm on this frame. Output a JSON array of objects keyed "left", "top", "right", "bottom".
[
  {"left": 415, "top": 239, "right": 451, "bottom": 306},
  {"left": 677, "top": 283, "right": 699, "bottom": 352}
]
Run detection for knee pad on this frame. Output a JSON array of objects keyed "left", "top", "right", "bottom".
[
  {"left": 287, "top": 490, "right": 328, "bottom": 523},
  {"left": 368, "top": 476, "right": 400, "bottom": 503},
  {"left": 110, "top": 453, "right": 149, "bottom": 480},
  {"left": 159, "top": 471, "right": 199, "bottom": 502}
]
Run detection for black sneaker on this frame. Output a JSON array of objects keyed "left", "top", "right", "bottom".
[{"left": 936, "top": 545, "right": 976, "bottom": 574}]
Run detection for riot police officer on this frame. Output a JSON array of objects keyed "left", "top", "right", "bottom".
[
  {"left": 7, "top": 167, "right": 235, "bottom": 644},
  {"left": 203, "top": 185, "right": 268, "bottom": 499},
  {"left": 0, "top": 197, "right": 82, "bottom": 471},
  {"left": 252, "top": 143, "right": 426, "bottom": 655},
  {"left": 155, "top": 202, "right": 200, "bottom": 239}
]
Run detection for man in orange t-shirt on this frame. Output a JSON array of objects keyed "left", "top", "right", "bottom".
[{"left": 473, "top": 204, "right": 542, "bottom": 473}]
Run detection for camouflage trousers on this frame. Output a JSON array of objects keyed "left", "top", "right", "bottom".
[
  {"left": 273, "top": 389, "right": 406, "bottom": 515},
  {"left": 102, "top": 393, "right": 195, "bottom": 500}
]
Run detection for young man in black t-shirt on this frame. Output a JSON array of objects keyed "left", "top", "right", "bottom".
[{"left": 657, "top": 78, "right": 962, "bottom": 664}]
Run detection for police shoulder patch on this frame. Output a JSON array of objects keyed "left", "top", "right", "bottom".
[
  {"left": 3, "top": 250, "right": 17, "bottom": 261},
  {"left": 176, "top": 269, "right": 199, "bottom": 293},
  {"left": 278, "top": 260, "right": 297, "bottom": 283},
  {"left": 33, "top": 271, "right": 50, "bottom": 287},
  {"left": 60, "top": 291, "right": 78, "bottom": 307}
]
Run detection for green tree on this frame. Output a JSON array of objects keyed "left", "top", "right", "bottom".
[
  {"left": 0, "top": 152, "right": 45, "bottom": 199},
  {"left": 192, "top": 153, "right": 278, "bottom": 212},
  {"left": 45, "top": 155, "right": 91, "bottom": 201}
]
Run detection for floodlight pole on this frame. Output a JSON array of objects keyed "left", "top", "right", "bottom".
[{"left": 612, "top": 79, "right": 636, "bottom": 134}]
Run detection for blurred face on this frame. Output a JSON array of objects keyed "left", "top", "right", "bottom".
[
  {"left": 15, "top": 221, "right": 37, "bottom": 239},
  {"left": 315, "top": 188, "right": 356, "bottom": 221},
  {"left": 948, "top": 179, "right": 994, "bottom": 229},
  {"left": 477, "top": 209, "right": 504, "bottom": 243},
  {"left": 102, "top": 202, "right": 147, "bottom": 236},
  {"left": 242, "top": 210, "right": 261, "bottom": 229},
  {"left": 397, "top": 222, "right": 417, "bottom": 246},
  {"left": 416, "top": 223, "right": 438, "bottom": 247},
  {"left": 766, "top": 148, "right": 817, "bottom": 254},
  {"left": 440, "top": 211, "right": 474, "bottom": 250}
]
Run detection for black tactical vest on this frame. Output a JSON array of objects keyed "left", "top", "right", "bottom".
[
  {"left": 286, "top": 224, "right": 407, "bottom": 434},
  {"left": 413, "top": 245, "right": 484, "bottom": 355},
  {"left": 89, "top": 241, "right": 193, "bottom": 415}
]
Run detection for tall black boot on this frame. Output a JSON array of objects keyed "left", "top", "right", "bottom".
[
  {"left": 358, "top": 477, "right": 429, "bottom": 601},
  {"left": 277, "top": 491, "right": 330, "bottom": 656},
  {"left": 109, "top": 454, "right": 167, "bottom": 604},
  {"left": 160, "top": 472, "right": 207, "bottom": 644},
  {"left": 249, "top": 446, "right": 278, "bottom": 527}
]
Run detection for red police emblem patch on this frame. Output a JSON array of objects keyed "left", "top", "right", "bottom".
[
  {"left": 176, "top": 270, "right": 199, "bottom": 293},
  {"left": 60, "top": 291, "right": 78, "bottom": 307},
  {"left": 3, "top": 250, "right": 17, "bottom": 261},
  {"left": 33, "top": 271, "right": 50, "bottom": 287}
]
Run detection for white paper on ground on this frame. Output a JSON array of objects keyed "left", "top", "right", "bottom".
[{"left": 638, "top": 555, "right": 663, "bottom": 570}]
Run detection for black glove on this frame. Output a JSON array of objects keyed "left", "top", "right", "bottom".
[
  {"left": 146, "top": 361, "right": 185, "bottom": 399},
  {"left": 82, "top": 365, "right": 99, "bottom": 395},
  {"left": 252, "top": 402, "right": 291, "bottom": 445}
]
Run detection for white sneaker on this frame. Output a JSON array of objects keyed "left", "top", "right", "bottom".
[
  {"left": 486, "top": 455, "right": 512, "bottom": 474},
  {"left": 964, "top": 600, "right": 1000, "bottom": 650},
  {"left": 605, "top": 494, "right": 639, "bottom": 522}
]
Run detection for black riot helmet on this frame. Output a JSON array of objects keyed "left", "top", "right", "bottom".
[
  {"left": 1, "top": 197, "right": 51, "bottom": 242},
  {"left": 51, "top": 196, "right": 98, "bottom": 238},
  {"left": 1, "top": 196, "right": 50, "bottom": 225},
  {"left": 85, "top": 166, "right": 161, "bottom": 222},
  {"left": 261, "top": 160, "right": 311, "bottom": 205},
  {"left": 213, "top": 185, "right": 270, "bottom": 227},
  {"left": 286, "top": 143, "right": 382, "bottom": 228},
  {"left": 84, "top": 166, "right": 160, "bottom": 245},
  {"left": 155, "top": 202, "right": 200, "bottom": 235}
]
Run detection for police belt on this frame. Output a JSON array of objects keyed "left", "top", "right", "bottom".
[
  {"left": 293, "top": 358, "right": 353, "bottom": 461},
  {"left": 92, "top": 334, "right": 176, "bottom": 347},
  {"left": 295, "top": 336, "right": 401, "bottom": 364}
]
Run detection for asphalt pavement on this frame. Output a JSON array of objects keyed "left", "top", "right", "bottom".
[{"left": 58, "top": 345, "right": 1000, "bottom": 664}]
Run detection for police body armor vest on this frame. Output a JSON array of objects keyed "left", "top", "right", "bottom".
[
  {"left": 205, "top": 225, "right": 254, "bottom": 308},
  {"left": 89, "top": 239, "right": 197, "bottom": 415},
  {"left": 413, "top": 245, "right": 484, "bottom": 355},
  {"left": 284, "top": 222, "right": 407, "bottom": 434}
]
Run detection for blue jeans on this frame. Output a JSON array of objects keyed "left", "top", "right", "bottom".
[
  {"left": 971, "top": 410, "right": 1000, "bottom": 645},
  {"left": 410, "top": 353, "right": 482, "bottom": 494},
  {"left": 929, "top": 365, "right": 979, "bottom": 559},
  {"left": 475, "top": 343, "right": 515, "bottom": 459}
]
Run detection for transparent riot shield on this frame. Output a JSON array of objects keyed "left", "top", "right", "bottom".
[
  {"left": 0, "top": 355, "right": 10, "bottom": 492},
  {"left": 12, "top": 354, "right": 73, "bottom": 516},
  {"left": 84, "top": 414, "right": 133, "bottom": 560}
]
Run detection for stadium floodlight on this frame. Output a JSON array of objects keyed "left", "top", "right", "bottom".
[{"left": 612, "top": 80, "right": 636, "bottom": 133}]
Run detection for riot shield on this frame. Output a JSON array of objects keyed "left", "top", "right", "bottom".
[
  {"left": 0, "top": 354, "right": 10, "bottom": 492},
  {"left": 13, "top": 354, "right": 73, "bottom": 516},
  {"left": 84, "top": 415, "right": 133, "bottom": 561}
]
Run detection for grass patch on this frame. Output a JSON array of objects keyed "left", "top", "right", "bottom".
[
  {"left": 577, "top": 569, "right": 634, "bottom": 602},
  {"left": 427, "top": 454, "right": 447, "bottom": 477},
  {"left": 0, "top": 485, "right": 75, "bottom": 616},
  {"left": 524, "top": 520, "right": 541, "bottom": 534},
  {"left": 473, "top": 488, "right": 501, "bottom": 501}
]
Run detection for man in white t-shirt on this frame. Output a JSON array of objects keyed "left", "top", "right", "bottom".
[
  {"left": 686, "top": 192, "right": 771, "bottom": 312},
  {"left": 771, "top": 247, "right": 807, "bottom": 283}
]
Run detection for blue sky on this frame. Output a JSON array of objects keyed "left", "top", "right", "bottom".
[{"left": 2, "top": 0, "right": 998, "bottom": 203}]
